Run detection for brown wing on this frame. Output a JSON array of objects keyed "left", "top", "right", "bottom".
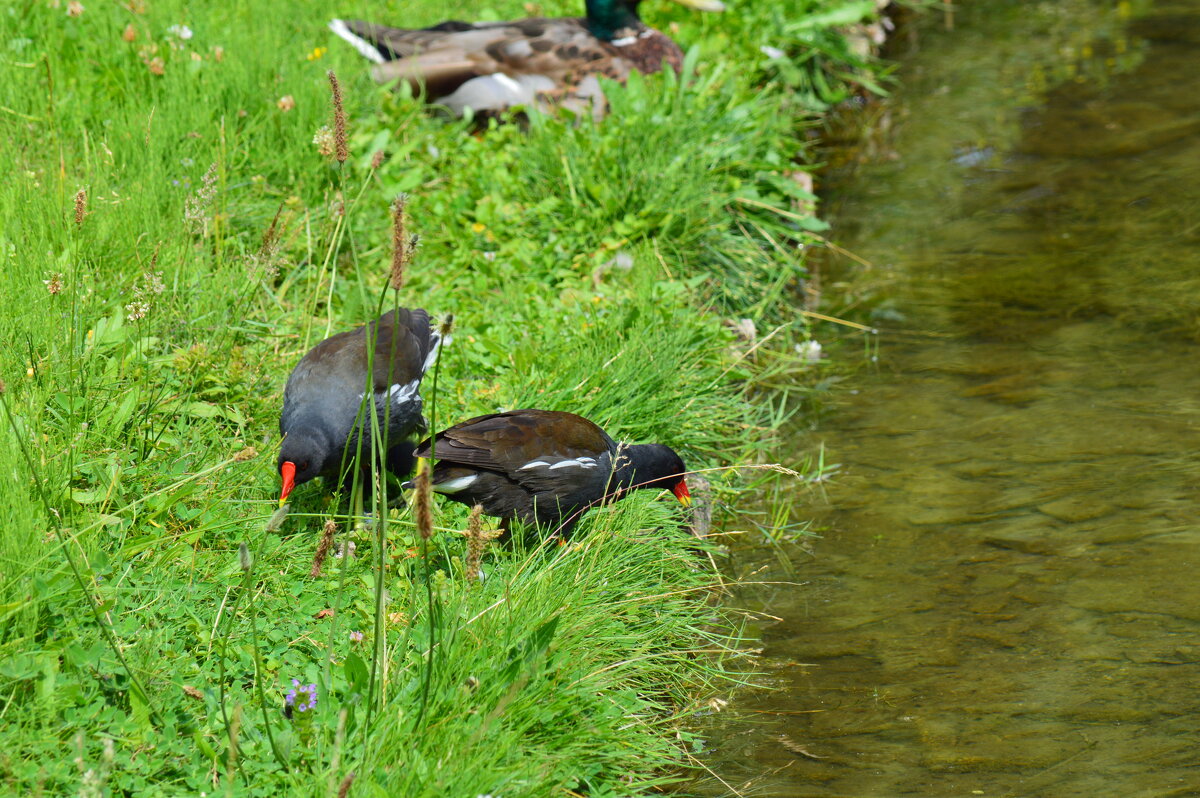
[
  {"left": 339, "top": 18, "right": 632, "bottom": 97},
  {"left": 417, "top": 410, "right": 615, "bottom": 474}
]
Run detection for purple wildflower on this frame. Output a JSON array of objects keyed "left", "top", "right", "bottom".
[
  {"left": 285, "top": 679, "right": 318, "bottom": 714},
  {"left": 350, "top": 630, "right": 364, "bottom": 643}
]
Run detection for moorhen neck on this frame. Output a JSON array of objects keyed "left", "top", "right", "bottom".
[
  {"left": 412, "top": 409, "right": 690, "bottom": 535},
  {"left": 278, "top": 307, "right": 441, "bottom": 504}
]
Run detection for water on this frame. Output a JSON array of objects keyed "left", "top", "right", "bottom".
[{"left": 692, "top": 1, "right": 1200, "bottom": 795}]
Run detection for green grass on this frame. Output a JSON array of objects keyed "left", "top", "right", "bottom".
[{"left": 0, "top": 0, "right": 880, "bottom": 793}]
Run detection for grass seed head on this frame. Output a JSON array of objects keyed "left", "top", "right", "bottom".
[
  {"left": 464, "top": 504, "right": 499, "bottom": 583},
  {"left": 312, "top": 125, "right": 335, "bottom": 158},
  {"left": 327, "top": 70, "right": 347, "bottom": 163},
  {"left": 249, "top": 205, "right": 284, "bottom": 278},
  {"left": 337, "top": 772, "right": 355, "bottom": 798},
  {"left": 414, "top": 464, "right": 434, "bottom": 540},
  {"left": 184, "top": 163, "right": 218, "bottom": 234},
  {"left": 390, "top": 194, "right": 409, "bottom": 290},
  {"left": 73, "top": 188, "right": 87, "bottom": 226},
  {"left": 370, "top": 149, "right": 385, "bottom": 170},
  {"left": 238, "top": 542, "right": 252, "bottom": 572},
  {"left": 311, "top": 519, "right": 337, "bottom": 577}
]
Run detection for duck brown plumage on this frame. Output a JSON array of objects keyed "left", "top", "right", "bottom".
[
  {"left": 328, "top": 0, "right": 723, "bottom": 118},
  {"left": 278, "top": 308, "right": 442, "bottom": 504},
  {"left": 412, "top": 409, "right": 690, "bottom": 534}
]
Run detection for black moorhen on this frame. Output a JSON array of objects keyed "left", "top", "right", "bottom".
[
  {"left": 412, "top": 409, "right": 690, "bottom": 534},
  {"left": 278, "top": 307, "right": 441, "bottom": 504}
]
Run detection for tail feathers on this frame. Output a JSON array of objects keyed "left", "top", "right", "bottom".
[{"left": 329, "top": 19, "right": 387, "bottom": 64}]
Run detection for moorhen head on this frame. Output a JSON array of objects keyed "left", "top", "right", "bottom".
[
  {"left": 412, "top": 409, "right": 690, "bottom": 535},
  {"left": 278, "top": 307, "right": 441, "bottom": 504}
]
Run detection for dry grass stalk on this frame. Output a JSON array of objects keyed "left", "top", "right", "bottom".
[
  {"left": 413, "top": 463, "right": 434, "bottom": 540},
  {"left": 226, "top": 704, "right": 242, "bottom": 786},
  {"left": 327, "top": 70, "right": 347, "bottom": 163},
  {"left": 260, "top": 204, "right": 283, "bottom": 257},
  {"left": 73, "top": 188, "right": 87, "bottom": 226},
  {"left": 249, "top": 203, "right": 285, "bottom": 278},
  {"left": 233, "top": 446, "right": 257, "bottom": 462},
  {"left": 311, "top": 519, "right": 337, "bottom": 577}
]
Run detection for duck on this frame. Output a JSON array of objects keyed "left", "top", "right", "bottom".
[
  {"left": 410, "top": 408, "right": 690, "bottom": 535},
  {"left": 328, "top": 0, "right": 724, "bottom": 118},
  {"left": 278, "top": 307, "right": 442, "bottom": 505}
]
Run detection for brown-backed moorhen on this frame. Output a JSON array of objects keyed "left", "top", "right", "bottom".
[
  {"left": 278, "top": 307, "right": 441, "bottom": 504},
  {"left": 411, "top": 409, "right": 690, "bottom": 534}
]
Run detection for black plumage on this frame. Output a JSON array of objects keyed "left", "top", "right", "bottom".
[
  {"left": 278, "top": 308, "right": 441, "bottom": 503},
  {"left": 413, "top": 409, "right": 690, "bottom": 534}
]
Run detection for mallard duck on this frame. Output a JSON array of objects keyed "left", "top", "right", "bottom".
[{"left": 328, "top": 0, "right": 724, "bottom": 118}]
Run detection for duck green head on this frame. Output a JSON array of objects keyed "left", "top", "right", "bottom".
[{"left": 585, "top": 0, "right": 725, "bottom": 41}]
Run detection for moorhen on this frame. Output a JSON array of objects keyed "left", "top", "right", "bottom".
[
  {"left": 328, "top": 0, "right": 724, "bottom": 119},
  {"left": 412, "top": 409, "right": 690, "bottom": 534},
  {"left": 278, "top": 307, "right": 442, "bottom": 504}
]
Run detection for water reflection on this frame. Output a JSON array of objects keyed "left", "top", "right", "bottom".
[{"left": 693, "top": 1, "right": 1200, "bottom": 794}]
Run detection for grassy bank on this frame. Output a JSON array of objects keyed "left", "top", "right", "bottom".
[{"left": 0, "top": 0, "right": 882, "bottom": 793}]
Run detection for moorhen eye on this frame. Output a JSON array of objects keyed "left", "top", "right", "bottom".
[
  {"left": 277, "top": 307, "right": 442, "bottom": 506},
  {"left": 326, "top": 0, "right": 724, "bottom": 121},
  {"left": 412, "top": 409, "right": 689, "bottom": 537}
]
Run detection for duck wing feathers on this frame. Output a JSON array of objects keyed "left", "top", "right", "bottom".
[{"left": 333, "top": 18, "right": 635, "bottom": 98}]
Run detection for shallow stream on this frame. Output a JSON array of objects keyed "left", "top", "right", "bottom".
[{"left": 695, "top": 1, "right": 1200, "bottom": 794}]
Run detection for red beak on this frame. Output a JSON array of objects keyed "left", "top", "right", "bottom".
[
  {"left": 672, "top": 479, "right": 691, "bottom": 507},
  {"left": 279, "top": 461, "right": 296, "bottom": 506}
]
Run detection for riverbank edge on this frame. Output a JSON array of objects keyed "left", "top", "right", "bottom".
[{"left": 0, "top": 0, "right": 900, "bottom": 794}]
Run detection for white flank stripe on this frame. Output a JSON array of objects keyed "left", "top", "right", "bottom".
[
  {"left": 519, "top": 460, "right": 550, "bottom": 470},
  {"left": 434, "top": 474, "right": 478, "bottom": 494},
  {"left": 328, "top": 19, "right": 386, "bottom": 64},
  {"left": 379, "top": 379, "right": 420, "bottom": 406},
  {"left": 550, "top": 459, "right": 586, "bottom": 470},
  {"left": 611, "top": 35, "right": 637, "bottom": 47}
]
